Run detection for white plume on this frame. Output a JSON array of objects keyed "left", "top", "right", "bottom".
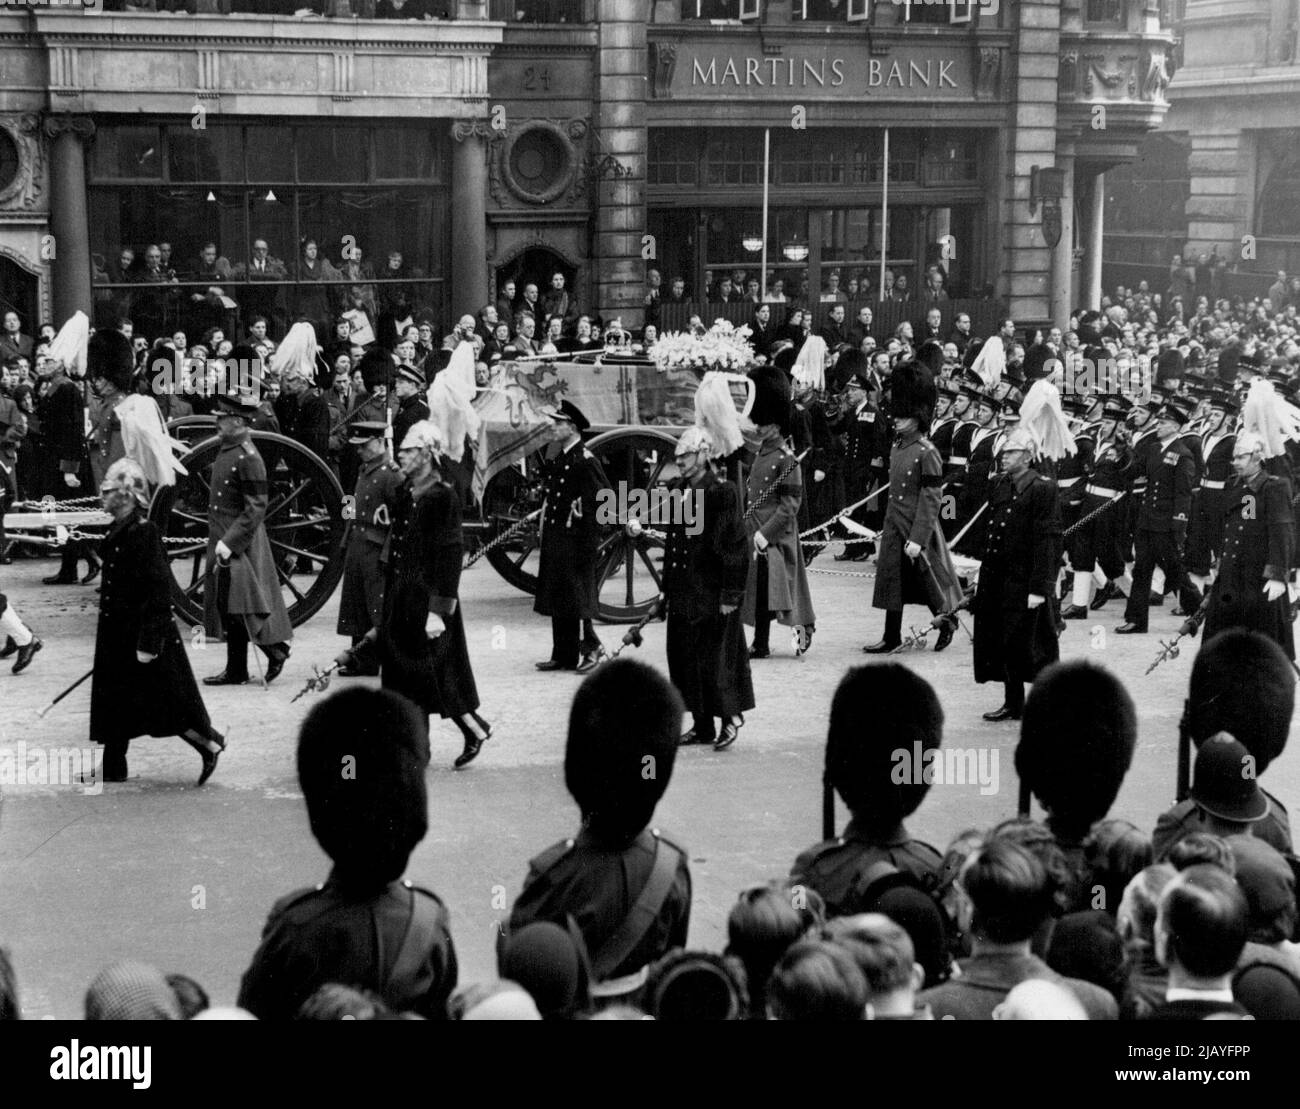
[
  {"left": 268, "top": 321, "right": 320, "bottom": 381},
  {"left": 117, "top": 394, "right": 188, "bottom": 486},
  {"left": 427, "top": 341, "right": 481, "bottom": 463},
  {"left": 971, "top": 337, "right": 1005, "bottom": 389},
  {"left": 1018, "top": 379, "right": 1077, "bottom": 461},
  {"left": 47, "top": 311, "right": 90, "bottom": 378},
  {"left": 1242, "top": 377, "right": 1300, "bottom": 459},
  {"left": 693, "top": 371, "right": 744, "bottom": 457}
]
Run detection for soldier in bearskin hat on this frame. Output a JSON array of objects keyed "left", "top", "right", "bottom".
[
  {"left": 789, "top": 663, "right": 946, "bottom": 914},
  {"left": 509, "top": 660, "right": 691, "bottom": 994},
  {"left": 90, "top": 458, "right": 224, "bottom": 784},
  {"left": 238, "top": 687, "right": 458, "bottom": 1019},
  {"left": 864, "top": 360, "right": 962, "bottom": 653}
]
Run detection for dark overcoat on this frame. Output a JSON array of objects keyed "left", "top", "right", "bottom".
[
  {"left": 202, "top": 429, "right": 294, "bottom": 647},
  {"left": 742, "top": 431, "right": 817, "bottom": 627},
  {"left": 873, "top": 429, "right": 963, "bottom": 612},
  {"left": 663, "top": 471, "right": 755, "bottom": 721},
  {"left": 91, "top": 512, "right": 212, "bottom": 744},
  {"left": 337, "top": 452, "right": 404, "bottom": 637},
  {"left": 972, "top": 468, "right": 1062, "bottom": 684},
  {"left": 380, "top": 478, "right": 479, "bottom": 718},
  {"left": 1203, "top": 470, "right": 1296, "bottom": 658},
  {"left": 533, "top": 440, "right": 610, "bottom": 620}
]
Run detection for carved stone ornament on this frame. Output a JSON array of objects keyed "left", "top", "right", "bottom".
[
  {"left": 452, "top": 119, "right": 494, "bottom": 143},
  {"left": 976, "top": 46, "right": 1001, "bottom": 100},
  {"left": 0, "top": 115, "right": 47, "bottom": 212},
  {"left": 1059, "top": 51, "right": 1079, "bottom": 99},
  {"left": 650, "top": 41, "right": 678, "bottom": 101},
  {"left": 1141, "top": 48, "right": 1170, "bottom": 102}
]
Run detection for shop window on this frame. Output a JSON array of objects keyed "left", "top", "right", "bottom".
[
  {"left": 1105, "top": 133, "right": 1190, "bottom": 235},
  {"left": 680, "top": 0, "right": 744, "bottom": 17},
  {"left": 1257, "top": 141, "right": 1300, "bottom": 238},
  {"left": 295, "top": 126, "right": 369, "bottom": 184},
  {"left": 373, "top": 127, "right": 440, "bottom": 182},
  {"left": 648, "top": 131, "right": 699, "bottom": 187},
  {"left": 92, "top": 126, "right": 162, "bottom": 181},
  {"left": 704, "top": 136, "right": 765, "bottom": 187},
  {"left": 1085, "top": 0, "right": 1124, "bottom": 24},
  {"left": 246, "top": 126, "right": 294, "bottom": 183},
  {"left": 167, "top": 125, "right": 242, "bottom": 184},
  {"left": 793, "top": 0, "right": 850, "bottom": 19}
]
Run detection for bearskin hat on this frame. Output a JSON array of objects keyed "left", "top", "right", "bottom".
[
  {"left": 1022, "top": 343, "right": 1058, "bottom": 383},
  {"left": 888, "top": 360, "right": 937, "bottom": 424},
  {"left": 748, "top": 362, "right": 792, "bottom": 435},
  {"left": 86, "top": 329, "right": 135, "bottom": 392},
  {"left": 1016, "top": 661, "right": 1137, "bottom": 839},
  {"left": 916, "top": 339, "right": 945, "bottom": 375},
  {"left": 357, "top": 347, "right": 395, "bottom": 392},
  {"left": 564, "top": 659, "right": 683, "bottom": 845},
  {"left": 1189, "top": 630, "right": 1293, "bottom": 773},
  {"left": 831, "top": 348, "right": 869, "bottom": 393},
  {"left": 297, "top": 688, "right": 430, "bottom": 888},
  {"left": 1156, "top": 347, "right": 1186, "bottom": 383},
  {"left": 825, "top": 663, "right": 943, "bottom": 824}
]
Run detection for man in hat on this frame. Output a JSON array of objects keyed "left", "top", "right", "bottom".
[
  {"left": 1117, "top": 403, "right": 1203, "bottom": 634},
  {"left": 238, "top": 688, "right": 458, "bottom": 1019},
  {"left": 1154, "top": 734, "right": 1271, "bottom": 861},
  {"left": 865, "top": 361, "right": 963, "bottom": 653},
  {"left": 1201, "top": 430, "right": 1295, "bottom": 657},
  {"left": 351, "top": 347, "right": 397, "bottom": 451},
  {"left": 34, "top": 338, "right": 85, "bottom": 502},
  {"left": 949, "top": 391, "right": 1000, "bottom": 557},
  {"left": 202, "top": 389, "right": 293, "bottom": 685},
  {"left": 1069, "top": 399, "right": 1132, "bottom": 614},
  {"left": 508, "top": 660, "right": 690, "bottom": 993},
  {"left": 971, "top": 425, "right": 1062, "bottom": 721},
  {"left": 390, "top": 362, "right": 429, "bottom": 451},
  {"left": 790, "top": 663, "right": 946, "bottom": 912},
  {"left": 662, "top": 426, "right": 754, "bottom": 751},
  {"left": 0, "top": 412, "right": 41, "bottom": 673},
  {"left": 1185, "top": 392, "right": 1238, "bottom": 591},
  {"left": 829, "top": 361, "right": 889, "bottom": 561},
  {"left": 335, "top": 421, "right": 403, "bottom": 677},
  {"left": 743, "top": 363, "right": 816, "bottom": 658},
  {"left": 534, "top": 399, "right": 611, "bottom": 673},
  {"left": 929, "top": 380, "right": 960, "bottom": 461},
  {"left": 273, "top": 355, "right": 330, "bottom": 464}
]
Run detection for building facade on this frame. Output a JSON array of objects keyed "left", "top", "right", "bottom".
[
  {"left": 1104, "top": 0, "right": 1300, "bottom": 297},
  {"left": 0, "top": 0, "right": 1175, "bottom": 341}
]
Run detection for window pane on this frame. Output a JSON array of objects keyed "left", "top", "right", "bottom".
[
  {"left": 296, "top": 126, "right": 369, "bottom": 183},
  {"left": 167, "top": 124, "right": 242, "bottom": 183},
  {"left": 374, "top": 127, "right": 437, "bottom": 181},
  {"left": 246, "top": 126, "right": 294, "bottom": 182},
  {"left": 93, "top": 126, "right": 162, "bottom": 180}
]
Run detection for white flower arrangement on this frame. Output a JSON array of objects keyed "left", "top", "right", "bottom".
[{"left": 649, "top": 319, "right": 755, "bottom": 373}]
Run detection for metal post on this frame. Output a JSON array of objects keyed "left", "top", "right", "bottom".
[
  {"left": 760, "top": 127, "right": 771, "bottom": 301},
  {"left": 879, "top": 127, "right": 890, "bottom": 303}
]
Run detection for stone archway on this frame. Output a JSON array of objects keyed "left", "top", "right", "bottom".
[{"left": 0, "top": 248, "right": 42, "bottom": 332}]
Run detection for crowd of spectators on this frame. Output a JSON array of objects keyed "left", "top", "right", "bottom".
[{"left": 0, "top": 631, "right": 1296, "bottom": 1020}]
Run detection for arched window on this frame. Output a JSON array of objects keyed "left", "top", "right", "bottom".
[{"left": 1257, "top": 143, "right": 1300, "bottom": 238}]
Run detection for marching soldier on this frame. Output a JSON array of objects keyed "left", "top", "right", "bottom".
[
  {"left": 864, "top": 362, "right": 963, "bottom": 654},
  {"left": 534, "top": 400, "right": 611, "bottom": 674},
  {"left": 971, "top": 426, "right": 1062, "bottom": 722},
  {"left": 829, "top": 368, "right": 888, "bottom": 562},
  {"left": 1122, "top": 399, "right": 1163, "bottom": 596},
  {"left": 1058, "top": 396, "right": 1099, "bottom": 618},
  {"left": 1117, "top": 402, "right": 1203, "bottom": 635},
  {"left": 951, "top": 392, "right": 999, "bottom": 557},
  {"left": 391, "top": 363, "right": 430, "bottom": 454},
  {"left": 202, "top": 390, "right": 293, "bottom": 685},
  {"left": 1066, "top": 399, "right": 1132, "bottom": 615},
  {"left": 1202, "top": 430, "right": 1295, "bottom": 659},
  {"left": 928, "top": 380, "right": 960, "bottom": 461},
  {"left": 940, "top": 380, "right": 983, "bottom": 540},
  {"left": 663, "top": 426, "right": 754, "bottom": 751},
  {"left": 335, "top": 421, "right": 402, "bottom": 677},
  {"left": 1185, "top": 391, "right": 1237, "bottom": 593},
  {"left": 0, "top": 410, "right": 41, "bottom": 673}
]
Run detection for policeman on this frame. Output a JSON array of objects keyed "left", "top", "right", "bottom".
[
  {"left": 1202, "top": 430, "right": 1295, "bottom": 658},
  {"left": 336, "top": 420, "right": 403, "bottom": 676},
  {"left": 390, "top": 362, "right": 429, "bottom": 453},
  {"left": 508, "top": 661, "right": 690, "bottom": 991},
  {"left": 1117, "top": 402, "right": 1203, "bottom": 634},
  {"left": 1185, "top": 391, "right": 1237, "bottom": 592},
  {"left": 238, "top": 688, "right": 458, "bottom": 1019},
  {"left": 534, "top": 400, "right": 611, "bottom": 673},
  {"left": 202, "top": 389, "right": 293, "bottom": 684}
]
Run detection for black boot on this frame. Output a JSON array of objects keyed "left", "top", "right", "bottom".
[
  {"left": 864, "top": 610, "right": 903, "bottom": 653},
  {"left": 454, "top": 713, "right": 491, "bottom": 769}
]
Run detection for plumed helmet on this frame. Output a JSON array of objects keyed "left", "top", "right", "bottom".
[
  {"left": 358, "top": 347, "right": 395, "bottom": 392},
  {"left": 564, "top": 659, "right": 683, "bottom": 845},
  {"left": 1016, "top": 661, "right": 1137, "bottom": 839},
  {"left": 747, "top": 362, "right": 792, "bottom": 435},
  {"left": 297, "top": 688, "right": 430, "bottom": 888},
  {"left": 889, "top": 360, "right": 937, "bottom": 424},
  {"left": 100, "top": 457, "right": 150, "bottom": 508},
  {"left": 825, "top": 663, "right": 943, "bottom": 824},
  {"left": 87, "top": 328, "right": 135, "bottom": 392},
  {"left": 675, "top": 425, "right": 717, "bottom": 460},
  {"left": 398, "top": 418, "right": 444, "bottom": 455}
]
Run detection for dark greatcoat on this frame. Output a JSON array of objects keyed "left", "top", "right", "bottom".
[
  {"left": 337, "top": 451, "right": 404, "bottom": 637},
  {"left": 663, "top": 471, "right": 755, "bottom": 722},
  {"left": 91, "top": 512, "right": 212, "bottom": 745},
  {"left": 1204, "top": 469, "right": 1296, "bottom": 659},
  {"left": 202, "top": 429, "right": 294, "bottom": 647},
  {"left": 742, "top": 429, "right": 817, "bottom": 627},
  {"left": 534, "top": 440, "right": 611, "bottom": 621},
  {"left": 873, "top": 429, "right": 963, "bottom": 613},
  {"left": 34, "top": 374, "right": 84, "bottom": 496},
  {"left": 972, "top": 467, "right": 1062, "bottom": 685},
  {"left": 380, "top": 477, "right": 479, "bottom": 719}
]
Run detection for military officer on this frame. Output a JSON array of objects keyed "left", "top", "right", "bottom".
[
  {"left": 1118, "top": 402, "right": 1203, "bottom": 634},
  {"left": 0, "top": 411, "right": 42, "bottom": 673},
  {"left": 829, "top": 369, "right": 888, "bottom": 562},
  {"left": 1068, "top": 399, "right": 1132, "bottom": 615},
  {"left": 336, "top": 420, "right": 403, "bottom": 676},
  {"left": 202, "top": 389, "right": 293, "bottom": 685},
  {"left": 950, "top": 392, "right": 999, "bottom": 557},
  {"left": 390, "top": 363, "right": 430, "bottom": 455},
  {"left": 1202, "top": 430, "right": 1295, "bottom": 659},
  {"left": 534, "top": 400, "right": 611, "bottom": 673},
  {"left": 971, "top": 425, "right": 1062, "bottom": 722},
  {"left": 1185, "top": 392, "right": 1237, "bottom": 592},
  {"left": 928, "top": 380, "right": 960, "bottom": 461}
]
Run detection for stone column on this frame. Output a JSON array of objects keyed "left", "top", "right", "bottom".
[
  {"left": 43, "top": 115, "right": 95, "bottom": 325},
  {"left": 1079, "top": 170, "right": 1105, "bottom": 311},
  {"left": 1049, "top": 140, "right": 1076, "bottom": 328},
  {"left": 451, "top": 121, "right": 491, "bottom": 322}
]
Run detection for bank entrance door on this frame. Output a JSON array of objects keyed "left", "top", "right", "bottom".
[{"left": 495, "top": 248, "right": 576, "bottom": 316}]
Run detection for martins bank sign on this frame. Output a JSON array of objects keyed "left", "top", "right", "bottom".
[{"left": 668, "top": 41, "right": 980, "bottom": 101}]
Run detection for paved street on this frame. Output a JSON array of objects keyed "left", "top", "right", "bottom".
[{"left": 1, "top": 550, "right": 1297, "bottom": 1018}]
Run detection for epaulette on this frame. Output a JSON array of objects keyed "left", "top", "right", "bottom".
[
  {"left": 648, "top": 826, "right": 687, "bottom": 856},
  {"left": 583, "top": 448, "right": 596, "bottom": 461},
  {"left": 240, "top": 440, "right": 257, "bottom": 456},
  {"left": 529, "top": 837, "right": 576, "bottom": 875},
  {"left": 400, "top": 878, "right": 448, "bottom": 908},
  {"left": 269, "top": 883, "right": 327, "bottom": 917}
]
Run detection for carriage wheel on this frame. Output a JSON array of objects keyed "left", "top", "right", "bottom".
[
  {"left": 586, "top": 428, "right": 679, "bottom": 624},
  {"left": 481, "top": 454, "right": 546, "bottom": 597},
  {"left": 149, "top": 431, "right": 348, "bottom": 629}
]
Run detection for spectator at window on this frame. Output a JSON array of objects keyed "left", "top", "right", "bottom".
[
  {"left": 0, "top": 313, "right": 33, "bottom": 364},
  {"left": 495, "top": 280, "right": 518, "bottom": 327},
  {"left": 820, "top": 271, "right": 848, "bottom": 304},
  {"left": 506, "top": 315, "right": 540, "bottom": 358},
  {"left": 644, "top": 267, "right": 662, "bottom": 327},
  {"left": 375, "top": 0, "right": 447, "bottom": 16},
  {"left": 518, "top": 283, "right": 541, "bottom": 321},
  {"left": 294, "top": 240, "right": 338, "bottom": 341},
  {"left": 665, "top": 275, "right": 689, "bottom": 304},
  {"left": 379, "top": 250, "right": 420, "bottom": 322},
  {"left": 764, "top": 277, "right": 787, "bottom": 304},
  {"left": 921, "top": 269, "right": 949, "bottom": 307},
  {"left": 819, "top": 303, "right": 849, "bottom": 348},
  {"left": 233, "top": 238, "right": 288, "bottom": 339},
  {"left": 338, "top": 250, "right": 377, "bottom": 325},
  {"left": 541, "top": 272, "right": 578, "bottom": 334}
]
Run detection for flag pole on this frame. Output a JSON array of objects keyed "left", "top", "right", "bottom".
[
  {"left": 760, "top": 126, "right": 771, "bottom": 302},
  {"left": 879, "top": 126, "right": 890, "bottom": 303}
]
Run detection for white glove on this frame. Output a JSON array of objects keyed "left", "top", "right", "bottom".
[
  {"left": 136, "top": 651, "right": 157, "bottom": 664},
  {"left": 904, "top": 540, "right": 922, "bottom": 559},
  {"left": 425, "top": 613, "right": 446, "bottom": 638},
  {"left": 1263, "top": 580, "right": 1287, "bottom": 602},
  {"left": 1027, "top": 593, "right": 1046, "bottom": 609},
  {"left": 754, "top": 532, "right": 770, "bottom": 553},
  {"left": 63, "top": 472, "right": 80, "bottom": 489},
  {"left": 814, "top": 470, "right": 826, "bottom": 483},
  {"left": 719, "top": 603, "right": 738, "bottom": 615},
  {"left": 215, "top": 539, "right": 233, "bottom": 563}
]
